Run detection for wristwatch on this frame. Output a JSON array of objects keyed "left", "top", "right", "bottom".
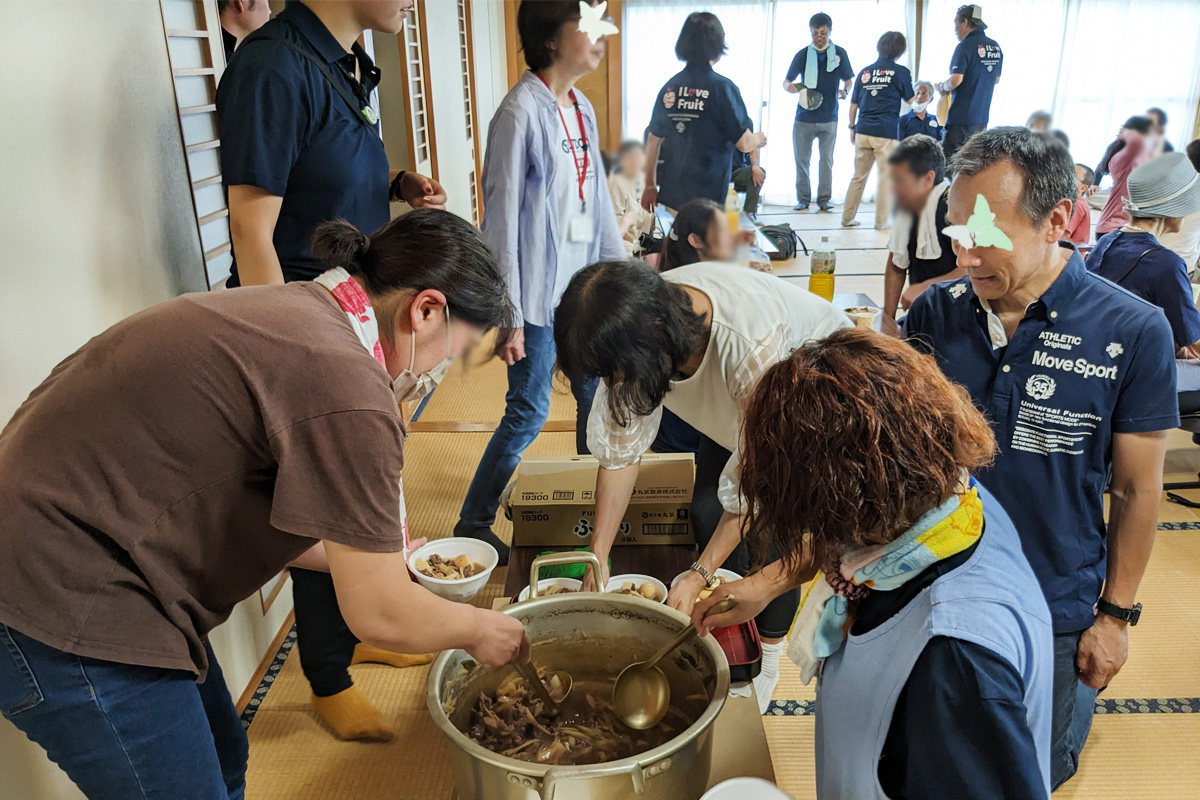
[
  {"left": 688, "top": 561, "right": 716, "bottom": 588},
  {"left": 1096, "top": 598, "right": 1142, "bottom": 625}
]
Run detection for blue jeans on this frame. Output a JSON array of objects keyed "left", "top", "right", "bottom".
[
  {"left": 0, "top": 623, "right": 247, "bottom": 800},
  {"left": 1050, "top": 630, "right": 1098, "bottom": 790},
  {"left": 457, "top": 324, "right": 596, "bottom": 532}
]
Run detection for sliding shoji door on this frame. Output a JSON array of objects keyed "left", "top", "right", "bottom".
[{"left": 158, "top": 0, "right": 233, "bottom": 288}]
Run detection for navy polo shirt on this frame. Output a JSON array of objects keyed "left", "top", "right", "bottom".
[
  {"left": 850, "top": 59, "right": 914, "bottom": 140},
  {"left": 1086, "top": 230, "right": 1200, "bottom": 350},
  {"left": 216, "top": 1, "right": 390, "bottom": 285},
  {"left": 899, "top": 110, "right": 943, "bottom": 141},
  {"left": 905, "top": 247, "right": 1178, "bottom": 633},
  {"left": 785, "top": 46, "right": 854, "bottom": 124},
  {"left": 947, "top": 29, "right": 1003, "bottom": 127},
  {"left": 648, "top": 62, "right": 753, "bottom": 209}
]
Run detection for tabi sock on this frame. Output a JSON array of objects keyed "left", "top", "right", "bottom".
[
  {"left": 753, "top": 641, "right": 784, "bottom": 715},
  {"left": 311, "top": 686, "right": 395, "bottom": 742},
  {"left": 351, "top": 643, "right": 434, "bottom": 669}
]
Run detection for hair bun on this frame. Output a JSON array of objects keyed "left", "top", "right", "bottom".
[{"left": 311, "top": 219, "right": 372, "bottom": 275}]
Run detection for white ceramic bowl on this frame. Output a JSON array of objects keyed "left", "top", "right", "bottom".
[
  {"left": 604, "top": 573, "right": 668, "bottom": 603},
  {"left": 516, "top": 577, "right": 583, "bottom": 602},
  {"left": 670, "top": 568, "right": 743, "bottom": 589},
  {"left": 702, "top": 778, "right": 794, "bottom": 800},
  {"left": 407, "top": 538, "right": 498, "bottom": 603}
]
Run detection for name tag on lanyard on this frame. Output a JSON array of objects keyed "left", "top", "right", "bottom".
[{"left": 568, "top": 215, "right": 594, "bottom": 243}]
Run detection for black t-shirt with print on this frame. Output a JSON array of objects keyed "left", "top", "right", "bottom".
[{"left": 648, "top": 62, "right": 752, "bottom": 210}]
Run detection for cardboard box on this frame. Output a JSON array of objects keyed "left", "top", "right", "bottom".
[{"left": 508, "top": 453, "right": 694, "bottom": 546}]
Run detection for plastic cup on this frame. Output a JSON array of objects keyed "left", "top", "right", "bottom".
[{"left": 844, "top": 306, "right": 880, "bottom": 330}]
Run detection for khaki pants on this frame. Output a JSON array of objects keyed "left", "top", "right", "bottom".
[{"left": 842, "top": 134, "right": 897, "bottom": 226}]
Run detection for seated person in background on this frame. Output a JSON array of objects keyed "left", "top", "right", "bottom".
[
  {"left": 694, "top": 329, "right": 1053, "bottom": 800},
  {"left": 1064, "top": 163, "right": 1095, "bottom": 245},
  {"left": 882, "top": 135, "right": 962, "bottom": 320},
  {"left": 608, "top": 141, "right": 655, "bottom": 256},
  {"left": 1026, "top": 110, "right": 1052, "bottom": 132},
  {"left": 898, "top": 80, "right": 942, "bottom": 141},
  {"left": 731, "top": 149, "right": 766, "bottom": 218},
  {"left": 1086, "top": 153, "right": 1200, "bottom": 399},
  {"left": 660, "top": 198, "right": 736, "bottom": 271},
  {"left": 1049, "top": 129, "right": 1070, "bottom": 150},
  {"left": 1157, "top": 139, "right": 1200, "bottom": 278}
]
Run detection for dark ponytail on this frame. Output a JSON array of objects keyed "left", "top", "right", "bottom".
[
  {"left": 311, "top": 210, "right": 515, "bottom": 344},
  {"left": 311, "top": 220, "right": 371, "bottom": 274},
  {"left": 659, "top": 199, "right": 723, "bottom": 271}
]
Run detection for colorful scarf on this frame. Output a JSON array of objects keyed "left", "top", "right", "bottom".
[
  {"left": 803, "top": 42, "right": 841, "bottom": 90},
  {"left": 787, "top": 478, "right": 984, "bottom": 684}
]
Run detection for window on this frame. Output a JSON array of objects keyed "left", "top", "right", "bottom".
[{"left": 622, "top": 0, "right": 1200, "bottom": 206}]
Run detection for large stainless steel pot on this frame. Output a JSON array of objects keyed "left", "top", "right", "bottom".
[{"left": 427, "top": 553, "right": 730, "bottom": 800}]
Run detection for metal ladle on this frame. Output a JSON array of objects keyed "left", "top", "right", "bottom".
[
  {"left": 512, "top": 660, "right": 572, "bottom": 716},
  {"left": 613, "top": 596, "right": 738, "bottom": 730}
]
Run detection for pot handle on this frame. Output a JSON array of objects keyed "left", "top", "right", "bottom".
[
  {"left": 527, "top": 551, "right": 604, "bottom": 598},
  {"left": 540, "top": 758, "right": 669, "bottom": 799}
]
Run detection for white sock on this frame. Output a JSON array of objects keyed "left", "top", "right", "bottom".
[{"left": 752, "top": 641, "right": 784, "bottom": 714}]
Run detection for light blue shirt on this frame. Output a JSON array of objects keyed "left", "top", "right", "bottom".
[{"left": 481, "top": 71, "right": 625, "bottom": 328}]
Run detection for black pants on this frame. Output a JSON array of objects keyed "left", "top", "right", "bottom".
[
  {"left": 292, "top": 568, "right": 359, "bottom": 697},
  {"left": 942, "top": 124, "right": 986, "bottom": 167},
  {"left": 693, "top": 435, "right": 799, "bottom": 639},
  {"left": 731, "top": 165, "right": 764, "bottom": 215}
]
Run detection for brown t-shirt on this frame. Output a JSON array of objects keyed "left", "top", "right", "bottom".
[{"left": 0, "top": 283, "right": 406, "bottom": 678}]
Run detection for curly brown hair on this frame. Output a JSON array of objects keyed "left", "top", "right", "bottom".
[{"left": 739, "top": 328, "right": 996, "bottom": 576}]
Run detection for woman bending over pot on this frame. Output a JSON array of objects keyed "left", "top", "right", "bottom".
[{"left": 695, "top": 328, "right": 1054, "bottom": 799}]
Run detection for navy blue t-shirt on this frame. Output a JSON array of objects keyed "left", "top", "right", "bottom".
[
  {"left": 904, "top": 247, "right": 1178, "bottom": 633},
  {"left": 648, "top": 62, "right": 752, "bottom": 209},
  {"left": 850, "top": 59, "right": 914, "bottom": 140},
  {"left": 1086, "top": 230, "right": 1200, "bottom": 350},
  {"left": 899, "top": 110, "right": 943, "bottom": 141},
  {"left": 216, "top": 1, "right": 390, "bottom": 285},
  {"left": 947, "top": 29, "right": 1003, "bottom": 127},
  {"left": 785, "top": 45, "right": 854, "bottom": 124},
  {"left": 860, "top": 539, "right": 1046, "bottom": 800}
]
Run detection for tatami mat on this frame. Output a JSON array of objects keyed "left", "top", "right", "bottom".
[{"left": 244, "top": 213, "right": 1200, "bottom": 798}]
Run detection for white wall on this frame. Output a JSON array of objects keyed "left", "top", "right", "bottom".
[
  {"left": 0, "top": 2, "right": 294, "bottom": 796},
  {"left": 0, "top": 1, "right": 205, "bottom": 796}
]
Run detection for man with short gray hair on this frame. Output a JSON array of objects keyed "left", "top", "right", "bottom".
[{"left": 906, "top": 127, "right": 1177, "bottom": 789}]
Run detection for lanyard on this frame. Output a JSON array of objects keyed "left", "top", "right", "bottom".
[{"left": 537, "top": 73, "right": 589, "bottom": 213}]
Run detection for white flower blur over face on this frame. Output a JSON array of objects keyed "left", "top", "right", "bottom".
[{"left": 578, "top": 1, "right": 619, "bottom": 45}]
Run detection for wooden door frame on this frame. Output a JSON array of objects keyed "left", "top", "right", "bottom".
[{"left": 502, "top": 0, "right": 623, "bottom": 143}]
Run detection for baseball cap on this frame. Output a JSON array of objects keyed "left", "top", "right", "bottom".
[{"left": 957, "top": 4, "right": 988, "bottom": 29}]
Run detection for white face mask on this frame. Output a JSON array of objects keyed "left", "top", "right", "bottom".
[
  {"left": 912, "top": 99, "right": 931, "bottom": 113},
  {"left": 394, "top": 306, "right": 455, "bottom": 403}
]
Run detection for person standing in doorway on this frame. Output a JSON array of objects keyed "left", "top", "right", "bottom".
[
  {"left": 899, "top": 80, "right": 942, "bottom": 141},
  {"left": 841, "top": 31, "right": 914, "bottom": 230},
  {"left": 642, "top": 12, "right": 766, "bottom": 213},
  {"left": 217, "top": 0, "right": 270, "bottom": 61},
  {"left": 454, "top": 0, "right": 624, "bottom": 563},
  {"left": 938, "top": 4, "right": 1003, "bottom": 163},
  {"left": 216, "top": 0, "right": 447, "bottom": 743},
  {"left": 783, "top": 13, "right": 854, "bottom": 211}
]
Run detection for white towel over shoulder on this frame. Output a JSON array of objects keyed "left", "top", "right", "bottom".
[{"left": 888, "top": 179, "right": 951, "bottom": 269}]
